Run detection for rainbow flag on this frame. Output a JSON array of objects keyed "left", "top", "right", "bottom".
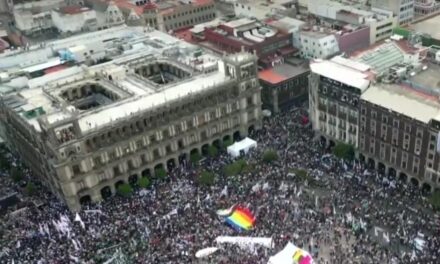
[
  {"left": 225, "top": 206, "right": 256, "bottom": 231},
  {"left": 292, "top": 249, "right": 313, "bottom": 264}
]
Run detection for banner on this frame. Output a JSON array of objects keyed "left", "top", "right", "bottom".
[{"left": 215, "top": 236, "right": 273, "bottom": 249}]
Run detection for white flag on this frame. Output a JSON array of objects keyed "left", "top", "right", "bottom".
[
  {"left": 220, "top": 186, "right": 228, "bottom": 197},
  {"left": 74, "top": 213, "right": 85, "bottom": 230}
]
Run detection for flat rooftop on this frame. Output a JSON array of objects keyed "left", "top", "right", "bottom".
[
  {"left": 352, "top": 42, "right": 405, "bottom": 74},
  {"left": 1, "top": 27, "right": 237, "bottom": 134},
  {"left": 410, "top": 63, "right": 440, "bottom": 90},
  {"left": 259, "top": 63, "right": 309, "bottom": 85},
  {"left": 411, "top": 14, "right": 440, "bottom": 40},
  {"left": 361, "top": 83, "right": 440, "bottom": 124},
  {"left": 310, "top": 59, "right": 371, "bottom": 90}
]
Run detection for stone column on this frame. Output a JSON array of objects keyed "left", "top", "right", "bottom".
[{"left": 272, "top": 89, "right": 279, "bottom": 114}]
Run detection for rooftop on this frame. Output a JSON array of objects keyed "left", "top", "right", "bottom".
[
  {"left": 310, "top": 59, "right": 371, "bottom": 90},
  {"left": 1, "top": 26, "right": 240, "bottom": 134},
  {"left": 409, "top": 63, "right": 440, "bottom": 90},
  {"left": 411, "top": 14, "right": 440, "bottom": 40},
  {"left": 55, "top": 5, "right": 92, "bottom": 15},
  {"left": 353, "top": 42, "right": 405, "bottom": 74},
  {"left": 258, "top": 63, "right": 309, "bottom": 85},
  {"left": 361, "top": 83, "right": 440, "bottom": 124}
]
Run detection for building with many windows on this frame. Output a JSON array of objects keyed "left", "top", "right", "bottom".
[
  {"left": 358, "top": 64, "right": 440, "bottom": 191},
  {"left": 371, "top": 0, "right": 414, "bottom": 25},
  {"left": 0, "top": 27, "right": 262, "bottom": 211},
  {"left": 190, "top": 18, "right": 295, "bottom": 67},
  {"left": 308, "top": 0, "right": 398, "bottom": 44},
  {"left": 86, "top": 0, "right": 217, "bottom": 32},
  {"left": 259, "top": 60, "right": 309, "bottom": 113},
  {"left": 309, "top": 40, "right": 440, "bottom": 192},
  {"left": 414, "top": 0, "right": 440, "bottom": 16}
]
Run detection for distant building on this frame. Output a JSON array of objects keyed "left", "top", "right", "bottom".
[
  {"left": 266, "top": 17, "right": 306, "bottom": 49},
  {"left": 299, "top": 30, "right": 340, "bottom": 59},
  {"left": 414, "top": 0, "right": 440, "bottom": 16},
  {"left": 51, "top": 5, "right": 98, "bottom": 34},
  {"left": 259, "top": 61, "right": 309, "bottom": 113},
  {"left": 0, "top": 26, "right": 262, "bottom": 211},
  {"left": 371, "top": 0, "right": 414, "bottom": 25},
  {"left": 308, "top": 0, "right": 398, "bottom": 44},
  {"left": 12, "top": 0, "right": 66, "bottom": 35},
  {"left": 232, "top": 0, "right": 297, "bottom": 20},
  {"left": 0, "top": 0, "right": 13, "bottom": 13},
  {"left": 191, "top": 18, "right": 296, "bottom": 67},
  {"left": 85, "top": 0, "right": 217, "bottom": 32}
]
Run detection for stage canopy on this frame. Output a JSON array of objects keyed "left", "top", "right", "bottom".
[
  {"left": 268, "top": 242, "right": 314, "bottom": 264},
  {"left": 227, "top": 137, "right": 257, "bottom": 158}
]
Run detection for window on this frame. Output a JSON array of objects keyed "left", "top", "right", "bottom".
[{"left": 72, "top": 164, "right": 81, "bottom": 174}]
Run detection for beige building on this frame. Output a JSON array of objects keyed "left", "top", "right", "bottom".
[
  {"left": 0, "top": 28, "right": 262, "bottom": 211},
  {"left": 156, "top": 0, "right": 217, "bottom": 32},
  {"left": 85, "top": 0, "right": 217, "bottom": 32}
]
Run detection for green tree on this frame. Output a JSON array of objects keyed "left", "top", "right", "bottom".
[
  {"left": 223, "top": 139, "right": 233, "bottom": 148},
  {"left": 155, "top": 168, "right": 167, "bottom": 179},
  {"left": 25, "top": 182, "right": 36, "bottom": 195},
  {"left": 198, "top": 171, "right": 215, "bottom": 186},
  {"left": 429, "top": 190, "right": 440, "bottom": 210},
  {"left": 224, "top": 159, "right": 247, "bottom": 177},
  {"left": 10, "top": 167, "right": 23, "bottom": 183},
  {"left": 190, "top": 152, "right": 202, "bottom": 164},
  {"left": 333, "top": 142, "right": 355, "bottom": 161},
  {"left": 262, "top": 150, "right": 278, "bottom": 163},
  {"left": 137, "top": 177, "right": 150, "bottom": 188},
  {"left": 0, "top": 157, "right": 10, "bottom": 170},
  {"left": 207, "top": 145, "right": 218, "bottom": 157},
  {"left": 117, "top": 183, "right": 133, "bottom": 197}
]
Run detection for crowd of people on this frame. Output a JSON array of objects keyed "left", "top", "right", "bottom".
[{"left": 0, "top": 105, "right": 439, "bottom": 264}]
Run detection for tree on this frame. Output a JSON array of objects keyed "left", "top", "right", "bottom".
[
  {"left": 262, "top": 150, "right": 278, "bottom": 163},
  {"left": 190, "top": 152, "right": 202, "bottom": 164},
  {"left": 223, "top": 139, "right": 233, "bottom": 148},
  {"left": 207, "top": 145, "right": 218, "bottom": 157},
  {"left": 429, "top": 190, "right": 440, "bottom": 210},
  {"left": 198, "top": 171, "right": 215, "bottom": 186},
  {"left": 10, "top": 167, "right": 22, "bottom": 183},
  {"left": 25, "top": 182, "right": 36, "bottom": 196},
  {"left": 137, "top": 177, "right": 150, "bottom": 188},
  {"left": 0, "top": 156, "right": 10, "bottom": 170},
  {"left": 333, "top": 142, "right": 355, "bottom": 161},
  {"left": 155, "top": 168, "right": 167, "bottom": 179},
  {"left": 117, "top": 183, "right": 133, "bottom": 197},
  {"left": 224, "top": 159, "right": 247, "bottom": 177}
]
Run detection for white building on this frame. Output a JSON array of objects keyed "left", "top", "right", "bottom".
[
  {"left": 232, "top": 0, "right": 296, "bottom": 20},
  {"left": 299, "top": 30, "right": 340, "bottom": 59},
  {"left": 267, "top": 17, "right": 306, "bottom": 49},
  {"left": 371, "top": 0, "right": 414, "bottom": 25},
  {"left": 13, "top": 0, "right": 65, "bottom": 35},
  {"left": 308, "top": 0, "right": 398, "bottom": 44},
  {"left": 51, "top": 6, "right": 98, "bottom": 34}
]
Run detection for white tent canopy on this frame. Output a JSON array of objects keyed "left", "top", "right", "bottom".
[
  {"left": 268, "top": 242, "right": 314, "bottom": 264},
  {"left": 227, "top": 137, "right": 257, "bottom": 158}
]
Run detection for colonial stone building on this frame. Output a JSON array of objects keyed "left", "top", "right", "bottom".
[
  {"left": 309, "top": 57, "right": 368, "bottom": 148},
  {"left": 259, "top": 62, "right": 309, "bottom": 113},
  {"left": 0, "top": 29, "right": 262, "bottom": 211},
  {"left": 309, "top": 42, "right": 440, "bottom": 193}
]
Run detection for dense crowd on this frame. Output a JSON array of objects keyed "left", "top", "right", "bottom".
[{"left": 0, "top": 105, "right": 439, "bottom": 264}]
